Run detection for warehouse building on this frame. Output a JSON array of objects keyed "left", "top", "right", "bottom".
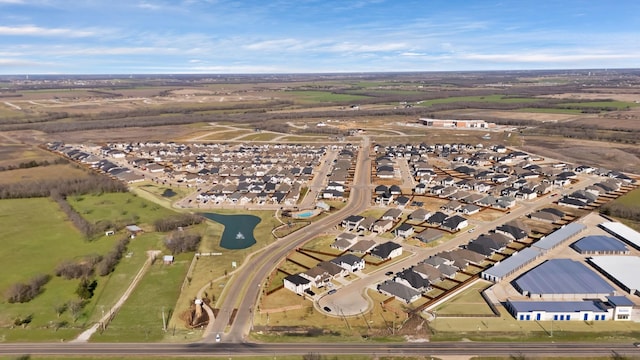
[
  {"left": 599, "top": 222, "right": 640, "bottom": 250},
  {"left": 571, "top": 235, "right": 629, "bottom": 255},
  {"left": 512, "top": 259, "right": 615, "bottom": 300},
  {"left": 506, "top": 295, "right": 635, "bottom": 321},
  {"left": 588, "top": 256, "right": 640, "bottom": 296}
]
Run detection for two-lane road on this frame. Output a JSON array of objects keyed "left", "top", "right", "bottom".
[
  {"left": 0, "top": 341, "right": 638, "bottom": 357},
  {"left": 207, "top": 137, "right": 372, "bottom": 342}
]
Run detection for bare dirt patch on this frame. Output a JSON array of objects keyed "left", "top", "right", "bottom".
[
  {"left": 519, "top": 136, "right": 640, "bottom": 174},
  {"left": 436, "top": 109, "right": 580, "bottom": 122},
  {"left": 540, "top": 92, "right": 640, "bottom": 102}
]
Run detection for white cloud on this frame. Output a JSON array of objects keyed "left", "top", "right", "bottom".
[
  {"left": 463, "top": 52, "right": 637, "bottom": 63},
  {"left": 0, "top": 25, "right": 95, "bottom": 37},
  {"left": 0, "top": 0, "right": 24, "bottom": 4},
  {"left": 244, "top": 38, "right": 303, "bottom": 51},
  {"left": 0, "top": 58, "right": 46, "bottom": 67}
]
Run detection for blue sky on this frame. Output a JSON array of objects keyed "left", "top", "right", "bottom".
[{"left": 1, "top": 0, "right": 638, "bottom": 74}]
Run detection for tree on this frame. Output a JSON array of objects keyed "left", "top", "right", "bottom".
[
  {"left": 54, "top": 303, "right": 67, "bottom": 318},
  {"left": 164, "top": 231, "right": 202, "bottom": 254},
  {"left": 68, "top": 300, "right": 85, "bottom": 323},
  {"left": 76, "top": 278, "right": 98, "bottom": 300}
]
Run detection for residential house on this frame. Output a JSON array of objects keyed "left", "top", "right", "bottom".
[
  {"left": 394, "top": 223, "right": 415, "bottom": 238},
  {"left": 357, "top": 216, "right": 377, "bottom": 232},
  {"left": 426, "top": 211, "right": 448, "bottom": 226},
  {"left": 415, "top": 228, "right": 445, "bottom": 243},
  {"left": 496, "top": 224, "right": 528, "bottom": 241},
  {"left": 395, "top": 268, "right": 431, "bottom": 292},
  {"left": 412, "top": 263, "right": 443, "bottom": 281},
  {"left": 440, "top": 248, "right": 486, "bottom": 269},
  {"left": 331, "top": 254, "right": 365, "bottom": 272},
  {"left": 409, "top": 208, "right": 431, "bottom": 222},
  {"left": 283, "top": 274, "right": 312, "bottom": 295},
  {"left": 382, "top": 208, "right": 403, "bottom": 221},
  {"left": 461, "top": 204, "right": 481, "bottom": 215},
  {"left": 373, "top": 219, "right": 394, "bottom": 233},
  {"left": 349, "top": 239, "right": 378, "bottom": 254},
  {"left": 441, "top": 215, "right": 468, "bottom": 232},
  {"left": 371, "top": 241, "right": 403, "bottom": 260},
  {"left": 342, "top": 215, "right": 364, "bottom": 230},
  {"left": 377, "top": 280, "right": 422, "bottom": 304}
]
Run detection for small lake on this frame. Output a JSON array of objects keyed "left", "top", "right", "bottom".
[
  {"left": 202, "top": 213, "right": 261, "bottom": 249},
  {"left": 161, "top": 189, "right": 177, "bottom": 198}
]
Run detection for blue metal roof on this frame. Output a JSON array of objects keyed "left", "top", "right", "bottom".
[
  {"left": 607, "top": 295, "right": 635, "bottom": 307},
  {"left": 533, "top": 223, "right": 586, "bottom": 251},
  {"left": 507, "top": 300, "right": 606, "bottom": 313},
  {"left": 571, "top": 235, "right": 628, "bottom": 253},
  {"left": 513, "top": 259, "right": 615, "bottom": 295},
  {"left": 483, "top": 247, "right": 542, "bottom": 279}
]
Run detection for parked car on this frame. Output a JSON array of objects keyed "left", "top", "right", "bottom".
[
  {"left": 215, "top": 333, "right": 221, "bottom": 342},
  {"left": 304, "top": 289, "right": 315, "bottom": 296},
  {"left": 328, "top": 289, "right": 337, "bottom": 295}
]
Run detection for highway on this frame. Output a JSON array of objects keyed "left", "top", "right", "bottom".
[
  {"left": 205, "top": 136, "right": 373, "bottom": 342},
  {"left": 0, "top": 341, "right": 638, "bottom": 357}
]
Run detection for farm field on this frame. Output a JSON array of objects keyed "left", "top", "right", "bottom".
[
  {"left": 0, "top": 197, "right": 140, "bottom": 341},
  {"left": 0, "top": 163, "right": 87, "bottom": 185}
]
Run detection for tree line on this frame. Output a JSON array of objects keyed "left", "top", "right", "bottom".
[
  {"left": 0, "top": 158, "right": 68, "bottom": 172},
  {"left": 0, "top": 171, "right": 127, "bottom": 199},
  {"left": 154, "top": 213, "right": 204, "bottom": 232},
  {"left": 600, "top": 202, "right": 640, "bottom": 222}
]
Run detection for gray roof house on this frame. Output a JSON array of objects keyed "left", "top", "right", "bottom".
[
  {"left": 395, "top": 268, "right": 431, "bottom": 291},
  {"left": 377, "top": 280, "right": 422, "bottom": 304},
  {"left": 371, "top": 241, "right": 403, "bottom": 260},
  {"left": 331, "top": 254, "right": 365, "bottom": 272}
]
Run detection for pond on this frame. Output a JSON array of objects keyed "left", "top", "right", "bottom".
[
  {"left": 161, "top": 189, "right": 177, "bottom": 198},
  {"left": 202, "top": 213, "right": 261, "bottom": 249}
]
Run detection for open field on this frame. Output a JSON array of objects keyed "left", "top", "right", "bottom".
[
  {"left": 519, "top": 136, "right": 640, "bottom": 174},
  {"left": 91, "top": 250, "right": 193, "bottom": 342},
  {"left": 432, "top": 281, "right": 495, "bottom": 316},
  {"left": 0, "top": 163, "right": 87, "bottom": 185},
  {"left": 282, "top": 90, "right": 370, "bottom": 103},
  {"left": 0, "top": 189, "right": 208, "bottom": 342},
  {"left": 0, "top": 197, "right": 159, "bottom": 341},
  {"left": 0, "top": 143, "right": 59, "bottom": 168},
  {"left": 67, "top": 192, "right": 177, "bottom": 229}
]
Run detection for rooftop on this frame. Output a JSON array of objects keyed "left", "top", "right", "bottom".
[
  {"left": 571, "top": 235, "right": 628, "bottom": 253},
  {"left": 513, "top": 259, "right": 615, "bottom": 296},
  {"left": 589, "top": 256, "right": 640, "bottom": 295}
]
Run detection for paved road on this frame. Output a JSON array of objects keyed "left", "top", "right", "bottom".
[
  {"left": 205, "top": 136, "right": 372, "bottom": 343},
  {"left": 0, "top": 341, "right": 638, "bottom": 357}
]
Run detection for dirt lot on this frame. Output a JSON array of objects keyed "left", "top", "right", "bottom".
[
  {"left": 519, "top": 136, "right": 640, "bottom": 174},
  {"left": 437, "top": 108, "right": 580, "bottom": 122},
  {"left": 541, "top": 92, "right": 640, "bottom": 102}
]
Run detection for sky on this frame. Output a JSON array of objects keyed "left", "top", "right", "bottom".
[{"left": 0, "top": 0, "right": 639, "bottom": 74}]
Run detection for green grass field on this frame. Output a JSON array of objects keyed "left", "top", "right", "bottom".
[
  {"left": 0, "top": 192, "right": 195, "bottom": 342},
  {"left": 417, "top": 95, "right": 540, "bottom": 106},
  {"left": 284, "top": 90, "right": 370, "bottom": 103},
  {"left": 558, "top": 100, "right": 638, "bottom": 110},
  {"left": 0, "top": 198, "right": 137, "bottom": 341},
  {"left": 517, "top": 107, "right": 583, "bottom": 114},
  {"left": 67, "top": 192, "right": 176, "bottom": 231},
  {"left": 90, "top": 251, "right": 192, "bottom": 342},
  {"left": 610, "top": 188, "right": 640, "bottom": 207}
]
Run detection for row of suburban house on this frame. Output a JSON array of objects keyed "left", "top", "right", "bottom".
[{"left": 283, "top": 242, "right": 403, "bottom": 295}]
